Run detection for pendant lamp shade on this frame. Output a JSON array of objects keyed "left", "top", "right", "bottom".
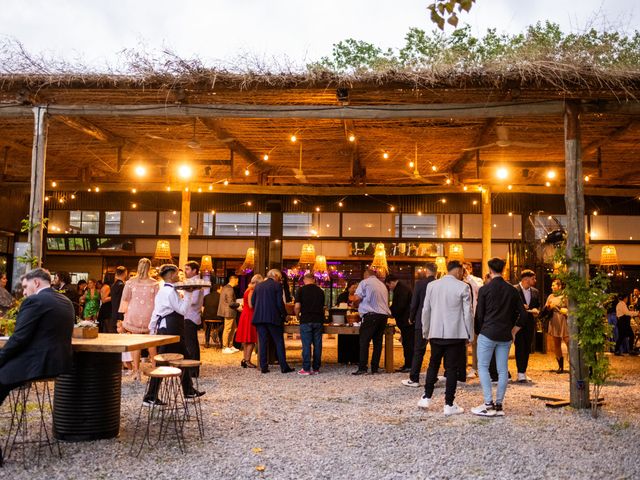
[
  {"left": 154, "top": 240, "right": 172, "bottom": 260},
  {"left": 448, "top": 243, "right": 464, "bottom": 263},
  {"left": 600, "top": 245, "right": 618, "bottom": 266},
  {"left": 200, "top": 255, "right": 213, "bottom": 273},
  {"left": 435, "top": 256, "right": 447, "bottom": 275},
  {"left": 299, "top": 243, "right": 316, "bottom": 265},
  {"left": 313, "top": 255, "right": 328, "bottom": 273},
  {"left": 238, "top": 248, "right": 256, "bottom": 273},
  {"left": 371, "top": 243, "right": 389, "bottom": 277}
]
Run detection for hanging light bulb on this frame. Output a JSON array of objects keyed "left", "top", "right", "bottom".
[
  {"left": 383, "top": 152, "right": 389, "bottom": 160},
  {"left": 244, "top": 168, "right": 250, "bottom": 176},
  {"left": 348, "top": 134, "right": 356, "bottom": 142},
  {"left": 223, "top": 179, "right": 229, "bottom": 186},
  {"left": 290, "top": 134, "right": 297, "bottom": 143},
  {"left": 263, "top": 154, "right": 269, "bottom": 161}
]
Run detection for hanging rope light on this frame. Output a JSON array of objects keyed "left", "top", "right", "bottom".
[
  {"left": 448, "top": 243, "right": 465, "bottom": 263},
  {"left": 371, "top": 243, "right": 388, "bottom": 277},
  {"left": 299, "top": 243, "right": 316, "bottom": 265}
]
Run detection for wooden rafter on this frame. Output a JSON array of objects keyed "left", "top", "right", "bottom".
[
  {"left": 451, "top": 119, "right": 497, "bottom": 174},
  {"left": 582, "top": 119, "right": 638, "bottom": 157}
]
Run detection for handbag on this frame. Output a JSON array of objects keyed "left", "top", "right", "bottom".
[
  {"left": 538, "top": 307, "right": 553, "bottom": 331},
  {"left": 229, "top": 302, "right": 240, "bottom": 310}
]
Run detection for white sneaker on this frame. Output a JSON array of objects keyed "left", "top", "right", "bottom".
[
  {"left": 417, "top": 395, "right": 432, "bottom": 409},
  {"left": 444, "top": 403, "right": 464, "bottom": 416},
  {"left": 222, "top": 347, "right": 234, "bottom": 354},
  {"left": 516, "top": 373, "right": 531, "bottom": 383},
  {"left": 402, "top": 379, "right": 420, "bottom": 388},
  {"left": 467, "top": 368, "right": 477, "bottom": 378},
  {"left": 230, "top": 347, "right": 240, "bottom": 353},
  {"left": 471, "top": 403, "right": 497, "bottom": 417}
]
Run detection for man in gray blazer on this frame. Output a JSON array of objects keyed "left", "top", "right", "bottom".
[
  {"left": 217, "top": 275, "right": 239, "bottom": 353},
  {"left": 417, "top": 260, "right": 473, "bottom": 416}
]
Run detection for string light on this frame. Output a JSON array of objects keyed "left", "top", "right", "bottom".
[
  {"left": 445, "top": 178, "right": 452, "bottom": 185},
  {"left": 44, "top": 196, "right": 49, "bottom": 201},
  {"left": 134, "top": 165, "right": 146, "bottom": 177},
  {"left": 293, "top": 199, "right": 299, "bottom": 205},
  {"left": 208, "top": 185, "right": 213, "bottom": 191},
  {"left": 390, "top": 206, "right": 395, "bottom": 212},
  {"left": 178, "top": 164, "right": 193, "bottom": 180},
  {"left": 417, "top": 211, "right": 422, "bottom": 216},
  {"left": 263, "top": 154, "right": 269, "bottom": 161},
  {"left": 338, "top": 201, "right": 343, "bottom": 207},
  {"left": 431, "top": 165, "right": 437, "bottom": 172},
  {"left": 441, "top": 198, "right": 447, "bottom": 204},
  {"left": 348, "top": 134, "right": 356, "bottom": 142},
  {"left": 87, "top": 188, "right": 92, "bottom": 192},
  {"left": 94, "top": 187, "right": 100, "bottom": 192},
  {"left": 244, "top": 168, "right": 250, "bottom": 176},
  {"left": 462, "top": 185, "right": 468, "bottom": 191},
  {"left": 223, "top": 179, "right": 229, "bottom": 186},
  {"left": 131, "top": 188, "right": 137, "bottom": 194},
  {"left": 197, "top": 187, "right": 202, "bottom": 193},
  {"left": 51, "top": 181, "right": 57, "bottom": 187},
  {"left": 383, "top": 152, "right": 389, "bottom": 160},
  {"left": 507, "top": 185, "right": 513, "bottom": 190},
  {"left": 546, "top": 170, "right": 557, "bottom": 180},
  {"left": 166, "top": 186, "right": 171, "bottom": 192},
  {"left": 472, "top": 200, "right": 478, "bottom": 206},
  {"left": 247, "top": 201, "right": 252, "bottom": 207},
  {"left": 593, "top": 210, "right": 598, "bottom": 216},
  {"left": 58, "top": 197, "right": 65, "bottom": 204},
  {"left": 211, "top": 210, "right": 216, "bottom": 215},
  {"left": 290, "top": 135, "right": 297, "bottom": 143},
  {"left": 409, "top": 161, "right": 415, "bottom": 168},
  {"left": 545, "top": 181, "right": 551, "bottom": 187},
  {"left": 132, "top": 203, "right": 137, "bottom": 209},
  {"left": 315, "top": 206, "right": 320, "bottom": 212},
  {"left": 70, "top": 194, "right": 75, "bottom": 199},
  {"left": 508, "top": 212, "right": 513, "bottom": 216},
  {"left": 584, "top": 175, "right": 590, "bottom": 182},
  {"left": 172, "top": 210, "right": 177, "bottom": 215},
  {"left": 496, "top": 167, "right": 508, "bottom": 180}
]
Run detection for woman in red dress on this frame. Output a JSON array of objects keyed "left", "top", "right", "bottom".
[{"left": 236, "top": 274, "right": 263, "bottom": 368}]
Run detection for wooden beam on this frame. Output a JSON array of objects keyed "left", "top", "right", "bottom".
[
  {"left": 481, "top": 186, "right": 492, "bottom": 278},
  {"left": 479, "top": 160, "right": 598, "bottom": 169},
  {"left": 582, "top": 120, "right": 637, "bottom": 157},
  {"left": 1, "top": 146, "right": 8, "bottom": 180},
  {"left": 0, "top": 100, "right": 638, "bottom": 120},
  {"left": 197, "top": 117, "right": 269, "bottom": 176},
  {"left": 451, "top": 119, "right": 497, "bottom": 173},
  {"left": 344, "top": 120, "right": 365, "bottom": 184},
  {"left": 28, "top": 107, "right": 48, "bottom": 270},
  {"left": 564, "top": 100, "right": 589, "bottom": 410},
  {"left": 56, "top": 116, "right": 124, "bottom": 145}
]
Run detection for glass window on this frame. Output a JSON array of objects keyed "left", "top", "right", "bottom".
[
  {"left": 215, "top": 213, "right": 258, "bottom": 236},
  {"left": 46, "top": 237, "right": 66, "bottom": 250},
  {"left": 67, "top": 237, "right": 91, "bottom": 251},
  {"left": 120, "top": 211, "right": 157, "bottom": 235},
  {"left": 492, "top": 214, "right": 522, "bottom": 239},
  {"left": 400, "top": 214, "right": 438, "bottom": 238},
  {"left": 203, "top": 213, "right": 214, "bottom": 236},
  {"left": 283, "top": 213, "right": 339, "bottom": 237},
  {"left": 105, "top": 211, "right": 121, "bottom": 235},
  {"left": 341, "top": 213, "right": 395, "bottom": 237},
  {"left": 158, "top": 211, "right": 182, "bottom": 235},
  {"left": 69, "top": 210, "right": 99, "bottom": 234},
  {"left": 258, "top": 212, "right": 271, "bottom": 237}
]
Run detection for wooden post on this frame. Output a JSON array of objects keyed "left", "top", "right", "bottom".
[
  {"left": 564, "top": 100, "right": 589, "bottom": 409},
  {"left": 178, "top": 189, "right": 191, "bottom": 269},
  {"left": 481, "top": 186, "right": 492, "bottom": 277},
  {"left": 28, "top": 107, "right": 48, "bottom": 270}
]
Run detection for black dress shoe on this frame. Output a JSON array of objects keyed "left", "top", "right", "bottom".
[
  {"left": 395, "top": 367, "right": 411, "bottom": 373},
  {"left": 370, "top": 369, "right": 380, "bottom": 374},
  {"left": 261, "top": 368, "right": 270, "bottom": 373},
  {"left": 352, "top": 369, "right": 367, "bottom": 375},
  {"left": 281, "top": 366, "right": 294, "bottom": 373},
  {"left": 185, "top": 390, "right": 206, "bottom": 398}
]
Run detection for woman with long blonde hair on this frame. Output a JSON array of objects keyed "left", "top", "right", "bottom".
[
  {"left": 235, "top": 274, "right": 264, "bottom": 368},
  {"left": 119, "top": 258, "right": 159, "bottom": 380}
]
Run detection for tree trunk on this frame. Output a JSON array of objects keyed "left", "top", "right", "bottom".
[{"left": 564, "top": 100, "right": 589, "bottom": 409}]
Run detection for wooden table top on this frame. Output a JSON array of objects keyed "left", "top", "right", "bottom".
[{"left": 0, "top": 333, "right": 179, "bottom": 353}]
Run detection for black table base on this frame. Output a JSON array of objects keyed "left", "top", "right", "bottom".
[{"left": 53, "top": 351, "right": 122, "bottom": 441}]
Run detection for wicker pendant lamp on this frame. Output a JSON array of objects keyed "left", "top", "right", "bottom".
[
  {"left": 448, "top": 243, "right": 464, "bottom": 263},
  {"left": 200, "top": 255, "right": 213, "bottom": 273},
  {"left": 238, "top": 248, "right": 256, "bottom": 273},
  {"left": 299, "top": 243, "right": 316, "bottom": 265},
  {"left": 313, "top": 255, "right": 328, "bottom": 273},
  {"left": 371, "top": 243, "right": 389, "bottom": 277},
  {"left": 435, "top": 256, "right": 447, "bottom": 276},
  {"left": 154, "top": 240, "right": 172, "bottom": 260},
  {"left": 600, "top": 245, "right": 618, "bottom": 266}
]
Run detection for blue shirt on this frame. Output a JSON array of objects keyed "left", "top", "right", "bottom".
[{"left": 355, "top": 276, "right": 391, "bottom": 316}]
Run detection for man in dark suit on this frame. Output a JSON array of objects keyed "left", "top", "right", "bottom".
[
  {"left": 402, "top": 263, "right": 437, "bottom": 387},
  {"left": 202, "top": 284, "right": 223, "bottom": 347},
  {"left": 251, "top": 269, "right": 293, "bottom": 374},
  {"left": 386, "top": 274, "right": 413, "bottom": 372},
  {"left": 54, "top": 270, "right": 80, "bottom": 316},
  {"left": 109, "top": 266, "right": 127, "bottom": 334},
  {"left": 0, "top": 268, "right": 75, "bottom": 406},
  {"left": 513, "top": 269, "right": 540, "bottom": 383}
]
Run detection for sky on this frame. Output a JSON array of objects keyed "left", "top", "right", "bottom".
[{"left": 0, "top": 0, "right": 638, "bottom": 71}]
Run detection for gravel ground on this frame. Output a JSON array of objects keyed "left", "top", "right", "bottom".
[{"left": 2, "top": 335, "right": 640, "bottom": 479}]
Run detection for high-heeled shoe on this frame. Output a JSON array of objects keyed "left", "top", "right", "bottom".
[
  {"left": 241, "top": 360, "right": 248, "bottom": 368},
  {"left": 246, "top": 361, "right": 257, "bottom": 368}
]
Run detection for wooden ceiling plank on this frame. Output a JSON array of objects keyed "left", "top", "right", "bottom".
[{"left": 451, "top": 119, "right": 497, "bottom": 174}]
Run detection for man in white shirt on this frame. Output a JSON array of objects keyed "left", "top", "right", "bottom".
[
  {"left": 144, "top": 264, "right": 204, "bottom": 406},
  {"left": 183, "top": 261, "right": 204, "bottom": 376}
]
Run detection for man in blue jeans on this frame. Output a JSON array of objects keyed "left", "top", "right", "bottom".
[
  {"left": 472, "top": 257, "right": 527, "bottom": 417},
  {"left": 294, "top": 273, "right": 326, "bottom": 375}
]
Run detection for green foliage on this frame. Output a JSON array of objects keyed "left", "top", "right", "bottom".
[
  {"left": 553, "top": 245, "right": 611, "bottom": 417},
  {"left": 18, "top": 216, "right": 48, "bottom": 267},
  {"left": 310, "top": 21, "right": 640, "bottom": 74},
  {"left": 428, "top": 0, "right": 476, "bottom": 30}
]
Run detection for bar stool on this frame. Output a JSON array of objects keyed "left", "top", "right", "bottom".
[
  {"left": 153, "top": 353, "right": 184, "bottom": 366},
  {"left": 130, "top": 366, "right": 186, "bottom": 457},
  {"left": 3, "top": 379, "right": 61, "bottom": 468},
  {"left": 169, "top": 359, "right": 204, "bottom": 439}
]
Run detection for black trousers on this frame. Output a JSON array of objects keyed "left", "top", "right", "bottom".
[
  {"left": 514, "top": 319, "right": 535, "bottom": 374},
  {"left": 424, "top": 340, "right": 467, "bottom": 406},
  {"left": 615, "top": 316, "right": 633, "bottom": 353},
  {"left": 256, "top": 324, "right": 290, "bottom": 372},
  {"left": 358, "top": 313, "right": 388, "bottom": 371},
  {"left": 145, "top": 313, "right": 194, "bottom": 400},
  {"left": 398, "top": 324, "right": 415, "bottom": 369},
  {"left": 409, "top": 329, "right": 428, "bottom": 383},
  {"left": 184, "top": 320, "right": 201, "bottom": 377}
]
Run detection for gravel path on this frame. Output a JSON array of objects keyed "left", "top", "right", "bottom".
[{"left": 2, "top": 337, "right": 640, "bottom": 479}]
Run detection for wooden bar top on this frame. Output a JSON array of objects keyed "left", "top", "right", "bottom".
[{"left": 0, "top": 333, "right": 179, "bottom": 353}]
